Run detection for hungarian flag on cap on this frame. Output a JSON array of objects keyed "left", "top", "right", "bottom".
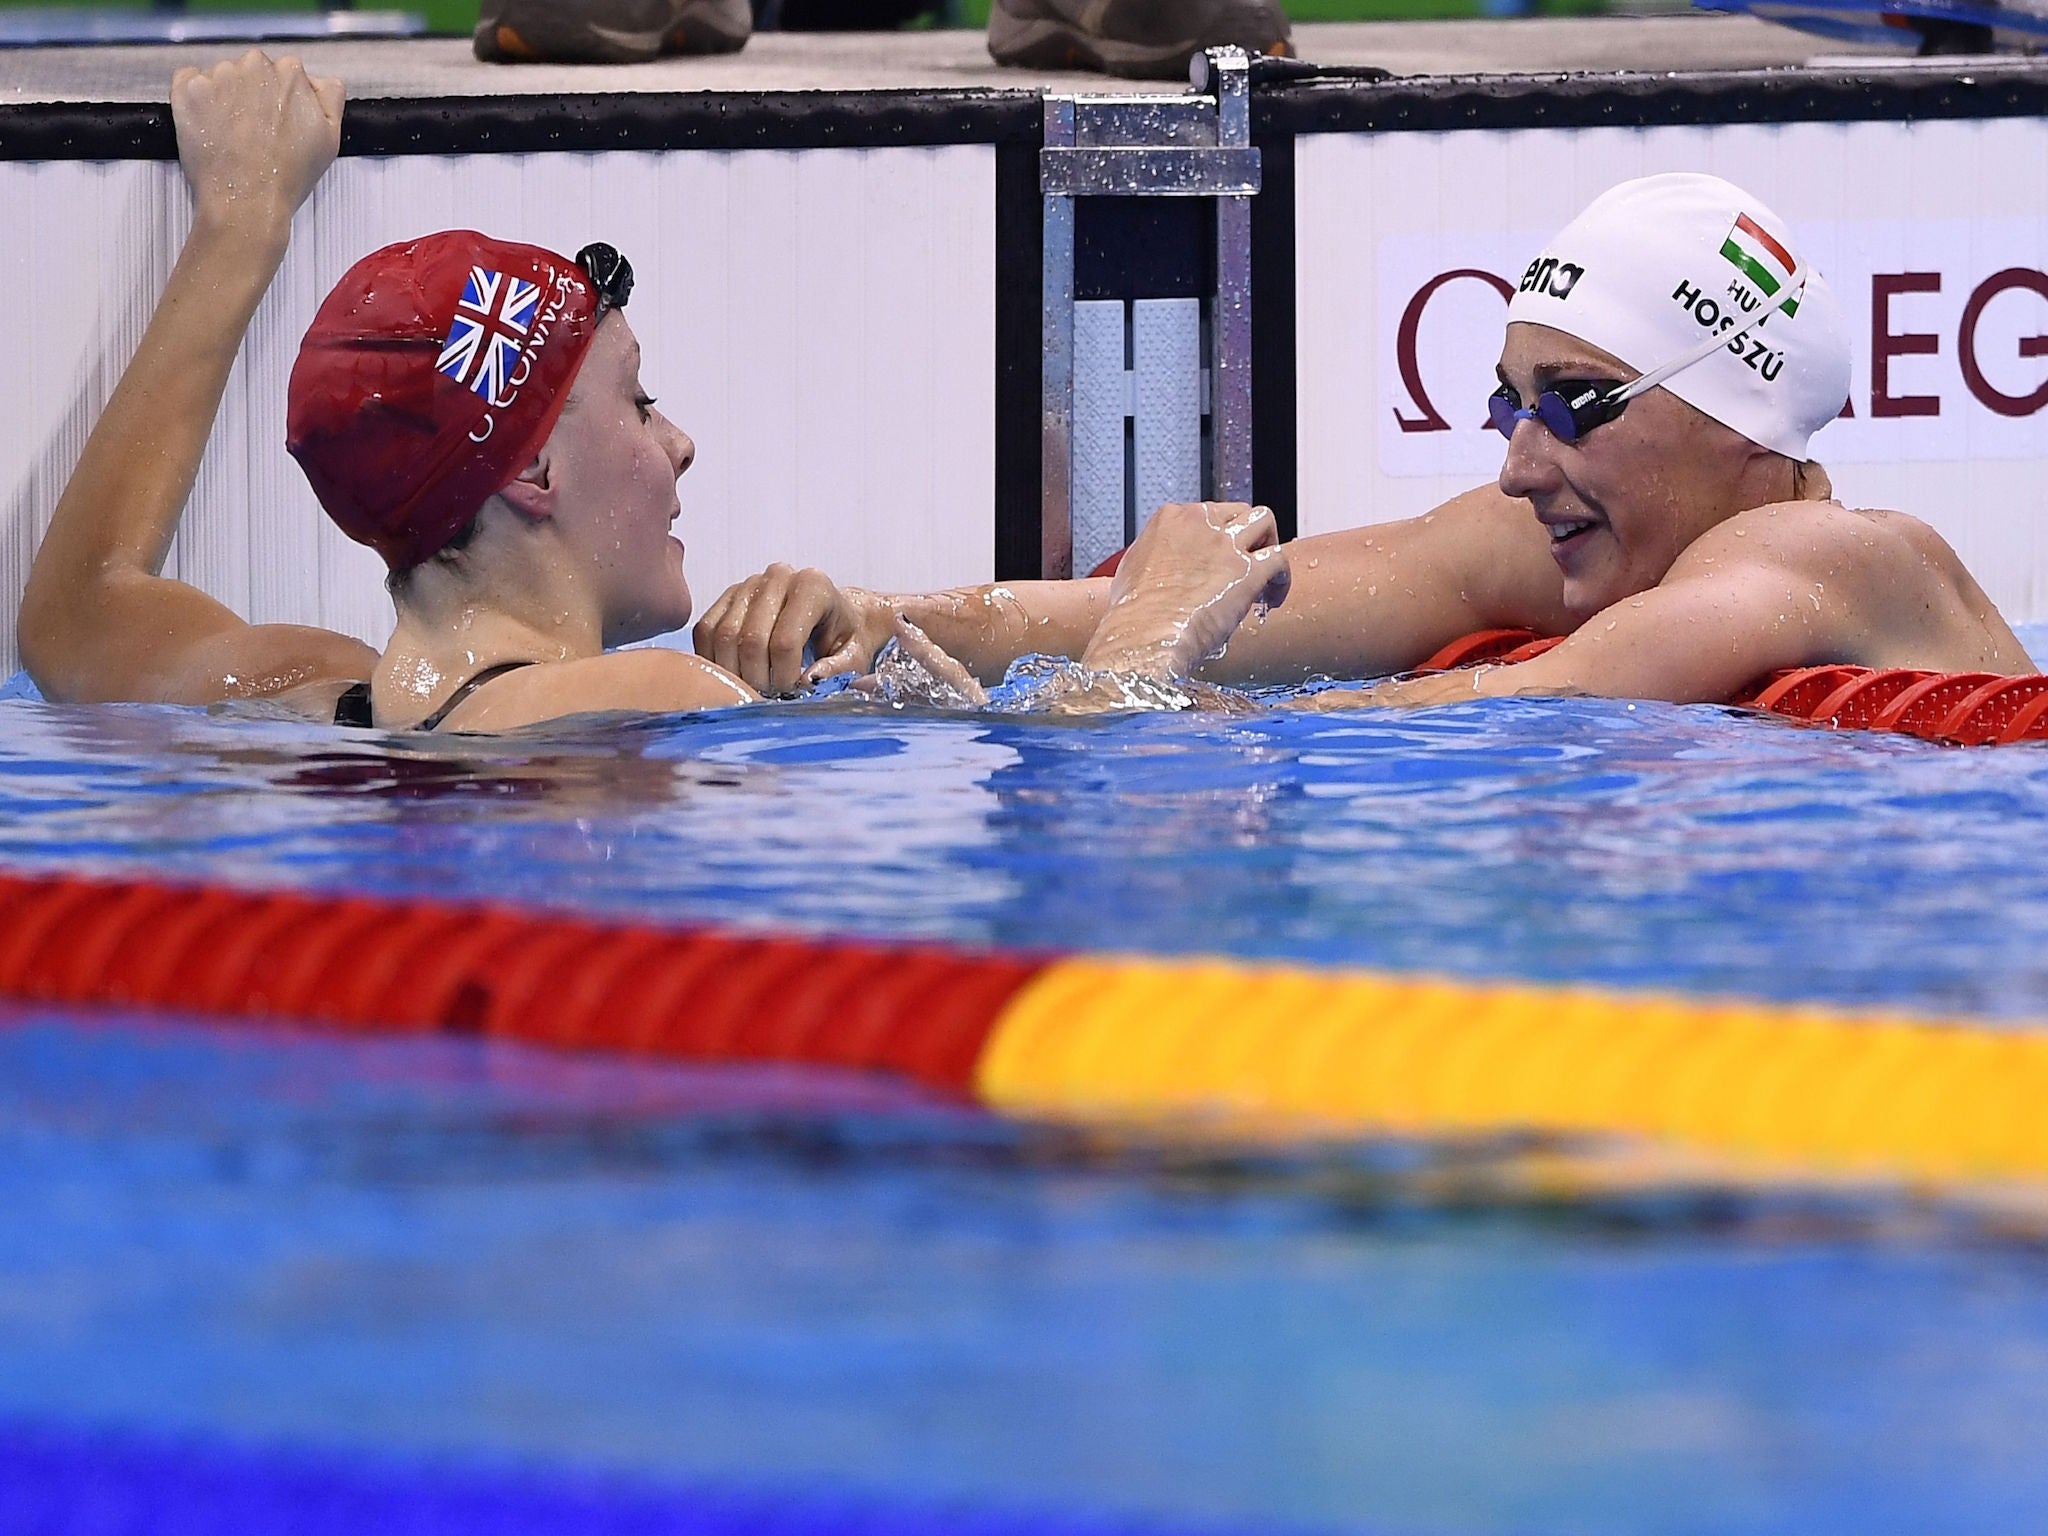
[{"left": 1719, "top": 214, "right": 1801, "bottom": 316}]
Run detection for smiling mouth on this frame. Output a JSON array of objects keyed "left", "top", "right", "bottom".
[{"left": 1547, "top": 518, "right": 1598, "bottom": 546}]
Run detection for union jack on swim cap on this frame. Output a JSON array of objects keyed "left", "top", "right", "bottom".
[
  {"left": 287, "top": 231, "right": 607, "bottom": 572},
  {"left": 1504, "top": 173, "right": 1851, "bottom": 460}
]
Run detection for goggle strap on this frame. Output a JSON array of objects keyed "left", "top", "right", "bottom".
[
  {"left": 1609, "top": 258, "right": 1809, "bottom": 407},
  {"left": 576, "top": 242, "right": 635, "bottom": 321}
]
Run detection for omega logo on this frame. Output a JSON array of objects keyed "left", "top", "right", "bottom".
[{"left": 1393, "top": 269, "right": 1516, "bottom": 433}]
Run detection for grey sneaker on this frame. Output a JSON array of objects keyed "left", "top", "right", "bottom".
[
  {"left": 475, "top": 0, "right": 752, "bottom": 63},
  {"left": 989, "top": 0, "right": 1291, "bottom": 78}
]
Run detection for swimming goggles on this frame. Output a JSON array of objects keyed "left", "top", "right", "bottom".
[
  {"left": 577, "top": 243, "right": 635, "bottom": 322},
  {"left": 1486, "top": 254, "right": 1811, "bottom": 443},
  {"left": 1487, "top": 379, "right": 1629, "bottom": 443}
]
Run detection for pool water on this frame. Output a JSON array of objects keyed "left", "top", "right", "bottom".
[
  {"left": 5, "top": 638, "right": 2048, "bottom": 1533},
  {"left": 4, "top": 660, "right": 2048, "bottom": 1015}
]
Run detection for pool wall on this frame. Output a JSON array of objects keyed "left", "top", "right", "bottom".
[{"left": 1, "top": 42, "right": 2046, "bottom": 676}]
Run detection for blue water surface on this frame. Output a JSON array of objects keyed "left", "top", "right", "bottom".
[
  {"left": 8, "top": 643, "right": 2048, "bottom": 1532},
  {"left": 6, "top": 1011, "right": 2048, "bottom": 1536},
  {"left": 0, "top": 656, "right": 2047, "bottom": 1016}
]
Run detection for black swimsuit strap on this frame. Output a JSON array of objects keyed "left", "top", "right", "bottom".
[
  {"left": 332, "top": 681, "right": 374, "bottom": 729},
  {"left": 415, "top": 661, "right": 538, "bottom": 733}
]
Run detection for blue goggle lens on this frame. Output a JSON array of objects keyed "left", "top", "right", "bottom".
[{"left": 1487, "top": 382, "right": 1626, "bottom": 443}]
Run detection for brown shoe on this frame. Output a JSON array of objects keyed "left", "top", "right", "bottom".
[
  {"left": 989, "top": 0, "right": 1290, "bottom": 78},
  {"left": 475, "top": 0, "right": 752, "bottom": 63}
]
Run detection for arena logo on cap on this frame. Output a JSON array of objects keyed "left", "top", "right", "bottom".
[
  {"left": 1720, "top": 215, "right": 1801, "bottom": 317},
  {"left": 1517, "top": 254, "right": 1585, "bottom": 301}
]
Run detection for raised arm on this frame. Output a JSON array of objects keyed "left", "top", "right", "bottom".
[{"left": 16, "top": 51, "right": 375, "bottom": 709}]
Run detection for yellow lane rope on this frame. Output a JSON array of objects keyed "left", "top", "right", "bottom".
[{"left": 977, "top": 957, "right": 2048, "bottom": 1185}]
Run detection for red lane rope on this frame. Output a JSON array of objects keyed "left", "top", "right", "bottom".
[
  {"left": 0, "top": 872, "right": 1043, "bottom": 1092},
  {"left": 1428, "top": 630, "right": 2048, "bottom": 745},
  {"left": 1418, "top": 629, "right": 1546, "bottom": 670},
  {"left": 1747, "top": 665, "right": 1866, "bottom": 716},
  {"left": 1939, "top": 677, "right": 2048, "bottom": 744},
  {"left": 1810, "top": 670, "right": 1930, "bottom": 728},
  {"left": 1998, "top": 690, "right": 2048, "bottom": 746}
]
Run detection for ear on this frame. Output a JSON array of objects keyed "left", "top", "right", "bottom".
[
  {"left": 1738, "top": 439, "right": 1780, "bottom": 480},
  {"left": 493, "top": 450, "right": 557, "bottom": 525},
  {"left": 1797, "top": 459, "right": 1832, "bottom": 501}
]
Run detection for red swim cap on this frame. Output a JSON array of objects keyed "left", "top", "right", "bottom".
[{"left": 287, "top": 231, "right": 604, "bottom": 572}]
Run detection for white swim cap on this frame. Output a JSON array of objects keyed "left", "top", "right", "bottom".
[{"left": 1503, "top": 173, "right": 1851, "bottom": 460}]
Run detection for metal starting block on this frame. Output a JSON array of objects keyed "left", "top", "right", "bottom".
[{"left": 1040, "top": 47, "right": 1261, "bottom": 579}]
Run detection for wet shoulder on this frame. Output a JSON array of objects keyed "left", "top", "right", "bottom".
[
  {"left": 434, "top": 650, "right": 754, "bottom": 732},
  {"left": 1695, "top": 499, "right": 1959, "bottom": 586},
  {"left": 1690, "top": 500, "right": 2030, "bottom": 671}
]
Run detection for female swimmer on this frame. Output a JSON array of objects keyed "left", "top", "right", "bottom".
[{"left": 18, "top": 53, "right": 1269, "bottom": 730}]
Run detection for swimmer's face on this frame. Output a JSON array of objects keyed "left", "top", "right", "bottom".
[
  {"left": 548, "top": 313, "right": 696, "bottom": 646},
  {"left": 1495, "top": 322, "right": 1764, "bottom": 620}
]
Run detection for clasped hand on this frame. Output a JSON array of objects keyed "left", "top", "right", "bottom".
[{"left": 1078, "top": 501, "right": 1290, "bottom": 680}]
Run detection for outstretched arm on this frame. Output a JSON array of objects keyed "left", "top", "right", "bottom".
[
  {"left": 693, "top": 564, "right": 1113, "bottom": 694},
  {"left": 695, "top": 486, "right": 1573, "bottom": 696},
  {"left": 17, "top": 50, "right": 375, "bottom": 708}
]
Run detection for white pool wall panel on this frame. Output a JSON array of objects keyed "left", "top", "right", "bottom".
[
  {"left": 0, "top": 144, "right": 996, "bottom": 676},
  {"left": 1296, "top": 118, "right": 2048, "bottom": 622},
  {"left": 1071, "top": 299, "right": 1127, "bottom": 581},
  {"left": 1131, "top": 297, "right": 1203, "bottom": 536}
]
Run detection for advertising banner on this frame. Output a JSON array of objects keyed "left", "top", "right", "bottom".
[{"left": 1297, "top": 119, "right": 2048, "bottom": 617}]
